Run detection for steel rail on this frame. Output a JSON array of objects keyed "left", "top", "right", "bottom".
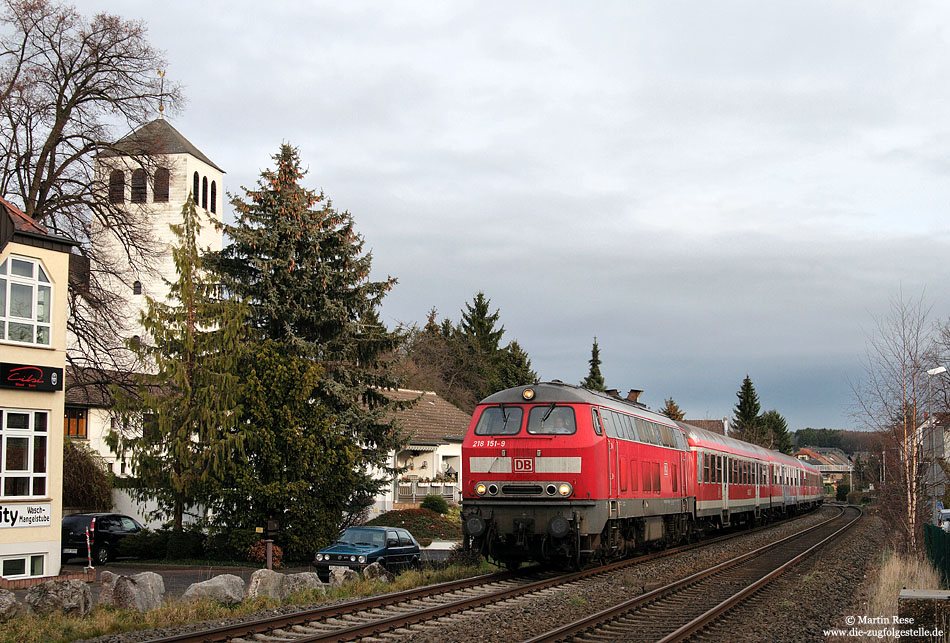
[{"left": 523, "top": 505, "right": 853, "bottom": 643}]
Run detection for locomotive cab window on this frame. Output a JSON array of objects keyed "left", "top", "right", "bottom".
[
  {"left": 527, "top": 406, "right": 576, "bottom": 435},
  {"left": 474, "top": 406, "right": 523, "bottom": 435},
  {"left": 591, "top": 408, "right": 603, "bottom": 435}
]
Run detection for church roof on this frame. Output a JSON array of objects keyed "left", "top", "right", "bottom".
[{"left": 102, "top": 118, "right": 224, "bottom": 173}]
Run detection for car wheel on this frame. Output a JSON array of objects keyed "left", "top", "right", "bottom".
[{"left": 93, "top": 545, "right": 109, "bottom": 565}]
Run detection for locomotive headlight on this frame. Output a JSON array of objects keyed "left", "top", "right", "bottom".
[
  {"left": 358, "top": 555, "right": 367, "bottom": 563},
  {"left": 475, "top": 483, "right": 487, "bottom": 496},
  {"left": 558, "top": 483, "right": 573, "bottom": 496}
]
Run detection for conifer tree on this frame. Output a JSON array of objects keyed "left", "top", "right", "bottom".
[
  {"left": 581, "top": 337, "right": 606, "bottom": 391},
  {"left": 761, "top": 409, "right": 793, "bottom": 454},
  {"left": 661, "top": 397, "right": 686, "bottom": 421},
  {"left": 460, "top": 292, "right": 505, "bottom": 357},
  {"left": 732, "top": 374, "right": 763, "bottom": 444},
  {"left": 211, "top": 144, "right": 404, "bottom": 517},
  {"left": 110, "top": 197, "right": 248, "bottom": 531}
]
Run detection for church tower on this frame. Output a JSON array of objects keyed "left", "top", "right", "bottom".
[{"left": 94, "top": 117, "right": 224, "bottom": 343}]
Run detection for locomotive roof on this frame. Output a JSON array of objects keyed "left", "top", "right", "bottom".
[{"left": 479, "top": 382, "right": 662, "bottom": 416}]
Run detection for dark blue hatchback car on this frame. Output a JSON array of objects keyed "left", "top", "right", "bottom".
[{"left": 313, "top": 526, "right": 421, "bottom": 581}]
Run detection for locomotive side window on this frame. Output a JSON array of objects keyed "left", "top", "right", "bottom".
[
  {"left": 474, "top": 406, "right": 523, "bottom": 435},
  {"left": 652, "top": 462, "right": 661, "bottom": 492},
  {"left": 631, "top": 460, "right": 638, "bottom": 491},
  {"left": 642, "top": 462, "right": 652, "bottom": 491},
  {"left": 622, "top": 414, "right": 639, "bottom": 441},
  {"left": 527, "top": 406, "right": 576, "bottom": 435},
  {"left": 601, "top": 411, "right": 618, "bottom": 438},
  {"left": 591, "top": 408, "right": 603, "bottom": 435}
]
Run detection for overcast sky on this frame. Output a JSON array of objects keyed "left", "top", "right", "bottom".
[{"left": 93, "top": 1, "right": 950, "bottom": 430}]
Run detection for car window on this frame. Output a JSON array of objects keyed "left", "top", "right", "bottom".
[
  {"left": 98, "top": 516, "right": 119, "bottom": 530},
  {"left": 474, "top": 406, "right": 523, "bottom": 435},
  {"left": 339, "top": 528, "right": 385, "bottom": 546},
  {"left": 397, "top": 530, "right": 412, "bottom": 546},
  {"left": 387, "top": 530, "right": 399, "bottom": 546},
  {"left": 119, "top": 517, "right": 138, "bottom": 531}
]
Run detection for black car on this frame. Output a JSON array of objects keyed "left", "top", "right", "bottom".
[
  {"left": 313, "top": 526, "right": 421, "bottom": 582},
  {"left": 61, "top": 513, "right": 143, "bottom": 565}
]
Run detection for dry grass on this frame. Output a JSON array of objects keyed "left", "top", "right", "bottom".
[
  {"left": 0, "top": 563, "right": 491, "bottom": 643},
  {"left": 868, "top": 551, "right": 942, "bottom": 619}
]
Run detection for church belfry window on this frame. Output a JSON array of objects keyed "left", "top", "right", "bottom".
[
  {"left": 201, "top": 177, "right": 208, "bottom": 209},
  {"left": 132, "top": 280, "right": 142, "bottom": 295},
  {"left": 130, "top": 169, "right": 147, "bottom": 203},
  {"left": 109, "top": 170, "right": 124, "bottom": 204},
  {"left": 154, "top": 168, "right": 169, "bottom": 203},
  {"left": 210, "top": 181, "right": 216, "bottom": 214},
  {"left": 193, "top": 172, "right": 199, "bottom": 206}
]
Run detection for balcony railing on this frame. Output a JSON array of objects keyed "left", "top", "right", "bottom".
[{"left": 396, "top": 481, "right": 458, "bottom": 504}]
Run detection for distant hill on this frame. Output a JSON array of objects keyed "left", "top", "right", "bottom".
[{"left": 792, "top": 428, "right": 881, "bottom": 455}]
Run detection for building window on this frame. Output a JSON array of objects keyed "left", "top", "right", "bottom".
[
  {"left": 201, "top": 176, "right": 208, "bottom": 210},
  {"left": 132, "top": 280, "right": 142, "bottom": 295},
  {"left": 109, "top": 170, "right": 124, "bottom": 204},
  {"left": 0, "top": 256, "right": 52, "bottom": 346},
  {"left": 210, "top": 181, "right": 216, "bottom": 214},
  {"left": 154, "top": 167, "right": 169, "bottom": 203},
  {"left": 1, "top": 409, "right": 48, "bottom": 498},
  {"left": 130, "top": 168, "right": 147, "bottom": 203},
  {"left": 193, "top": 172, "right": 199, "bottom": 206},
  {"left": 0, "top": 554, "right": 44, "bottom": 579},
  {"left": 64, "top": 407, "right": 87, "bottom": 439}
]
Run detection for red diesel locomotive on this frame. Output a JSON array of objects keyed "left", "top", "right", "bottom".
[{"left": 461, "top": 381, "right": 822, "bottom": 568}]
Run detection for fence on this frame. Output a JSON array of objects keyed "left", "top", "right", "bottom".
[{"left": 924, "top": 523, "right": 950, "bottom": 586}]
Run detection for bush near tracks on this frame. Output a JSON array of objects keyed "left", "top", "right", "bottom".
[{"left": 365, "top": 508, "right": 461, "bottom": 541}]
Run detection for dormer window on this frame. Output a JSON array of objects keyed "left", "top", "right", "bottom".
[
  {"left": 154, "top": 168, "right": 169, "bottom": 203},
  {"left": 130, "top": 169, "right": 147, "bottom": 203},
  {"left": 109, "top": 170, "right": 125, "bottom": 204},
  {"left": 0, "top": 256, "right": 52, "bottom": 346}
]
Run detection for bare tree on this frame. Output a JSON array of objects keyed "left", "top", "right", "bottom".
[
  {"left": 854, "top": 292, "right": 935, "bottom": 555},
  {"left": 0, "top": 0, "right": 182, "bottom": 392}
]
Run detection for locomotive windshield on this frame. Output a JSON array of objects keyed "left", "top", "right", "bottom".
[
  {"left": 474, "top": 406, "right": 523, "bottom": 435},
  {"left": 527, "top": 406, "right": 576, "bottom": 434}
]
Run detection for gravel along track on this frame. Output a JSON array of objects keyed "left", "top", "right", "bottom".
[{"left": 391, "top": 506, "right": 878, "bottom": 643}]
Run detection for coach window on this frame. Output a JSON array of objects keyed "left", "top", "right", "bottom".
[
  {"left": 474, "top": 406, "right": 523, "bottom": 436},
  {"left": 715, "top": 455, "right": 722, "bottom": 483},
  {"left": 590, "top": 408, "right": 603, "bottom": 435},
  {"left": 527, "top": 406, "right": 576, "bottom": 435},
  {"left": 703, "top": 452, "right": 710, "bottom": 483}
]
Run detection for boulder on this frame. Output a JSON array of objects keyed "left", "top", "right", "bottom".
[
  {"left": 182, "top": 574, "right": 245, "bottom": 605},
  {"left": 100, "top": 572, "right": 164, "bottom": 612},
  {"left": 329, "top": 567, "right": 360, "bottom": 588},
  {"left": 25, "top": 579, "right": 93, "bottom": 616},
  {"left": 362, "top": 562, "right": 395, "bottom": 583},
  {"left": 282, "top": 572, "right": 325, "bottom": 598},
  {"left": 0, "top": 589, "right": 20, "bottom": 620},
  {"left": 245, "top": 568, "right": 284, "bottom": 600}
]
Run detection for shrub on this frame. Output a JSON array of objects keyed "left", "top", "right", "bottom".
[
  {"left": 836, "top": 483, "right": 850, "bottom": 502},
  {"left": 166, "top": 527, "right": 205, "bottom": 560},
  {"left": 446, "top": 542, "right": 482, "bottom": 567},
  {"left": 204, "top": 527, "right": 261, "bottom": 561},
  {"left": 364, "top": 508, "right": 462, "bottom": 540},
  {"left": 62, "top": 438, "right": 112, "bottom": 511},
  {"left": 248, "top": 539, "right": 283, "bottom": 569},
  {"left": 420, "top": 494, "right": 449, "bottom": 515},
  {"left": 117, "top": 527, "right": 169, "bottom": 560}
]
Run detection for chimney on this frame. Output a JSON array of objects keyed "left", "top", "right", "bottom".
[
  {"left": 605, "top": 389, "right": 620, "bottom": 398},
  {"left": 626, "top": 389, "right": 643, "bottom": 403}
]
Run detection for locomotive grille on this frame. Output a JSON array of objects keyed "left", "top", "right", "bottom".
[{"left": 501, "top": 484, "right": 543, "bottom": 495}]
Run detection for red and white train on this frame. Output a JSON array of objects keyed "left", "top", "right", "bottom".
[{"left": 461, "top": 381, "right": 822, "bottom": 568}]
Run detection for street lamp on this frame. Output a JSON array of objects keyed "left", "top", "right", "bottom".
[{"left": 927, "top": 366, "right": 948, "bottom": 523}]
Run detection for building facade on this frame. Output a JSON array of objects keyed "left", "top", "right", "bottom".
[{"left": 0, "top": 197, "right": 76, "bottom": 581}]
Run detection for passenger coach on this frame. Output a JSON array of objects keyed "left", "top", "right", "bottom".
[{"left": 461, "top": 381, "right": 822, "bottom": 569}]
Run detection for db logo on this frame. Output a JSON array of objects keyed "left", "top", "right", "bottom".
[{"left": 514, "top": 458, "right": 533, "bottom": 472}]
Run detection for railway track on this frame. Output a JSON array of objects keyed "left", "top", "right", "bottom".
[
  {"left": 524, "top": 504, "right": 861, "bottom": 642},
  {"left": 145, "top": 509, "right": 829, "bottom": 643}
]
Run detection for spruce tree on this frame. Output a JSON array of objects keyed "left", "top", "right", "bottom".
[
  {"left": 661, "top": 397, "right": 686, "bottom": 421},
  {"left": 581, "top": 337, "right": 606, "bottom": 391},
  {"left": 211, "top": 144, "right": 404, "bottom": 518},
  {"left": 761, "top": 409, "right": 793, "bottom": 454},
  {"left": 110, "top": 197, "right": 248, "bottom": 531},
  {"left": 460, "top": 292, "right": 505, "bottom": 357},
  {"left": 732, "top": 374, "right": 763, "bottom": 444}
]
